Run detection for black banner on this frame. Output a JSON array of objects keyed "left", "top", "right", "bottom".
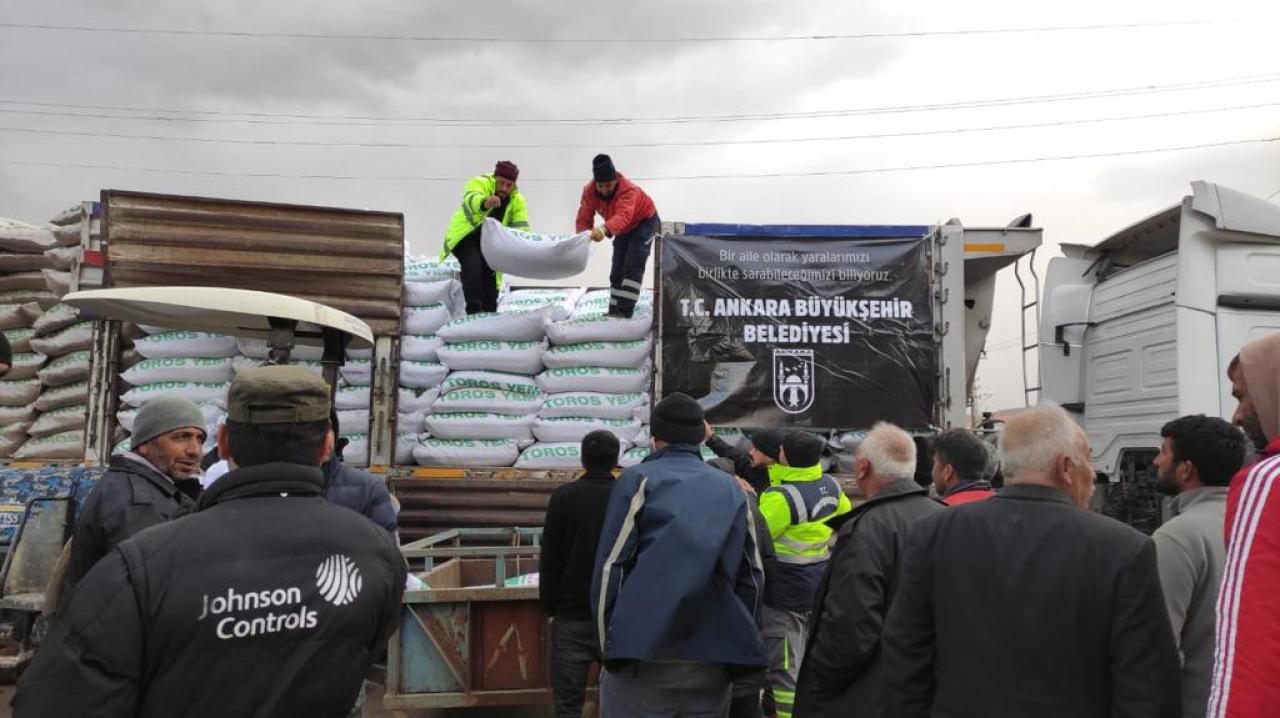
[{"left": 659, "top": 233, "right": 936, "bottom": 429}]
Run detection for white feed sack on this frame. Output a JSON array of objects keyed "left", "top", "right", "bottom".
[
  {"left": 42, "top": 269, "right": 71, "bottom": 297},
  {"left": 121, "top": 381, "right": 229, "bottom": 408},
  {"left": 3, "top": 327, "right": 34, "bottom": 353},
  {"left": 436, "top": 340, "right": 546, "bottom": 375},
  {"left": 0, "top": 254, "right": 53, "bottom": 273},
  {"left": 0, "top": 290, "right": 56, "bottom": 310},
  {"left": 5, "top": 352, "right": 47, "bottom": 381},
  {"left": 572, "top": 288, "right": 654, "bottom": 318},
  {"left": 340, "top": 359, "right": 372, "bottom": 386},
  {"left": 121, "top": 357, "right": 235, "bottom": 386},
  {"left": 397, "top": 410, "right": 427, "bottom": 435},
  {"left": 49, "top": 222, "right": 81, "bottom": 247},
  {"left": 0, "top": 217, "right": 58, "bottom": 253},
  {"left": 543, "top": 339, "right": 652, "bottom": 370},
  {"left": 0, "top": 422, "right": 30, "bottom": 459},
  {"left": 440, "top": 370, "right": 541, "bottom": 397},
  {"left": 402, "top": 304, "right": 453, "bottom": 336},
  {"left": 0, "top": 405, "right": 35, "bottom": 425},
  {"left": 536, "top": 366, "right": 650, "bottom": 394},
  {"left": 432, "top": 388, "right": 544, "bottom": 416},
  {"left": 546, "top": 313, "right": 653, "bottom": 345},
  {"left": 135, "top": 331, "right": 238, "bottom": 359},
  {"left": 436, "top": 310, "right": 547, "bottom": 343},
  {"left": 480, "top": 219, "right": 592, "bottom": 280},
  {"left": 231, "top": 356, "right": 325, "bottom": 377},
  {"left": 538, "top": 391, "right": 648, "bottom": 420},
  {"left": 29, "top": 321, "right": 94, "bottom": 358},
  {"left": 620, "top": 447, "right": 651, "bottom": 468},
  {"left": 44, "top": 246, "right": 79, "bottom": 271},
  {"left": 335, "top": 385, "right": 371, "bottom": 411},
  {"left": 398, "top": 387, "right": 440, "bottom": 413},
  {"left": 533, "top": 416, "right": 643, "bottom": 444},
  {"left": 404, "top": 278, "right": 462, "bottom": 308},
  {"left": 398, "top": 361, "right": 448, "bottom": 390},
  {"left": 413, "top": 438, "right": 520, "bottom": 468},
  {"left": 342, "top": 434, "right": 370, "bottom": 467},
  {"left": 29, "top": 405, "right": 87, "bottom": 439},
  {"left": 346, "top": 345, "right": 373, "bottom": 361},
  {"left": 401, "top": 334, "right": 444, "bottom": 363},
  {"left": 336, "top": 409, "right": 371, "bottom": 434},
  {"left": 0, "top": 304, "right": 41, "bottom": 335},
  {"left": 38, "top": 350, "right": 91, "bottom": 387},
  {"left": 0, "top": 272, "right": 50, "bottom": 292},
  {"left": 0, "top": 379, "right": 42, "bottom": 407},
  {"left": 233, "top": 337, "right": 324, "bottom": 361},
  {"left": 34, "top": 380, "right": 89, "bottom": 412},
  {"left": 498, "top": 288, "right": 584, "bottom": 322},
  {"left": 31, "top": 303, "right": 80, "bottom": 337},
  {"left": 404, "top": 254, "right": 461, "bottom": 283},
  {"left": 11, "top": 430, "right": 83, "bottom": 461},
  {"left": 514, "top": 442, "right": 596, "bottom": 470},
  {"left": 423, "top": 412, "right": 536, "bottom": 441},
  {"left": 394, "top": 433, "right": 419, "bottom": 465}
]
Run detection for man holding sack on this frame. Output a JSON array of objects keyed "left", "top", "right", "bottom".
[
  {"left": 441, "top": 160, "right": 530, "bottom": 314},
  {"left": 575, "top": 154, "right": 659, "bottom": 318}
]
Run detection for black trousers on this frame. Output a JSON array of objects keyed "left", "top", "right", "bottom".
[
  {"left": 608, "top": 214, "right": 660, "bottom": 318},
  {"left": 550, "top": 617, "right": 599, "bottom": 718},
  {"left": 452, "top": 228, "right": 498, "bottom": 314}
]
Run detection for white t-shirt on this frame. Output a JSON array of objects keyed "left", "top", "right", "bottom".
[{"left": 202, "top": 460, "right": 231, "bottom": 488}]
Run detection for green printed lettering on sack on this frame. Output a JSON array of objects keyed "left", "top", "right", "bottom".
[
  {"left": 607, "top": 394, "right": 642, "bottom": 406},
  {"left": 547, "top": 395, "right": 603, "bottom": 408},
  {"left": 149, "top": 331, "right": 202, "bottom": 341},
  {"left": 48, "top": 350, "right": 89, "bottom": 368},
  {"left": 604, "top": 368, "right": 641, "bottom": 376},
  {"left": 194, "top": 358, "right": 225, "bottom": 366},
  {"left": 548, "top": 367, "right": 602, "bottom": 377},
  {"left": 442, "top": 389, "right": 497, "bottom": 401}
]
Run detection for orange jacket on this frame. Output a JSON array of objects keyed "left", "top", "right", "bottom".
[{"left": 574, "top": 174, "right": 657, "bottom": 237}]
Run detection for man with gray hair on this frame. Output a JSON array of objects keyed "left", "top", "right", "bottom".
[
  {"left": 61, "top": 395, "right": 208, "bottom": 600},
  {"left": 793, "top": 422, "right": 944, "bottom": 717},
  {"left": 882, "top": 405, "right": 1180, "bottom": 717}
]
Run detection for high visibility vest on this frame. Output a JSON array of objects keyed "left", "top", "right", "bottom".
[
  {"left": 759, "top": 465, "right": 852, "bottom": 565},
  {"left": 440, "top": 174, "right": 531, "bottom": 258}
]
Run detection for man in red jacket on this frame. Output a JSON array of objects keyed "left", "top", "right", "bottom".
[
  {"left": 575, "top": 154, "right": 659, "bottom": 318},
  {"left": 1210, "top": 330, "right": 1280, "bottom": 718}
]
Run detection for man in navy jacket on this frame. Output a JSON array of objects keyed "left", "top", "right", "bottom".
[{"left": 592, "top": 393, "right": 766, "bottom": 717}]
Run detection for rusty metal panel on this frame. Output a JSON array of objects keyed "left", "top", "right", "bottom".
[
  {"left": 391, "top": 477, "right": 566, "bottom": 542},
  {"left": 100, "top": 190, "right": 404, "bottom": 334}
]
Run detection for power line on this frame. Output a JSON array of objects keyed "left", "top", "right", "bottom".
[
  {"left": 2, "top": 136, "right": 1273, "bottom": 182},
  {"left": 3, "top": 101, "right": 1276, "bottom": 150},
  {"left": 0, "top": 17, "right": 1246, "bottom": 43},
  {"left": 1, "top": 73, "right": 1276, "bottom": 127}
]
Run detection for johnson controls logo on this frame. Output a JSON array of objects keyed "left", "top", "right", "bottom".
[{"left": 316, "top": 554, "right": 363, "bottom": 606}]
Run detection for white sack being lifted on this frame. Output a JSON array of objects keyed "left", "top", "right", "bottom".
[{"left": 480, "top": 218, "right": 592, "bottom": 280}]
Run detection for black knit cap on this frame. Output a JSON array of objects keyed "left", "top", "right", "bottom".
[
  {"left": 749, "top": 428, "right": 785, "bottom": 461},
  {"left": 650, "top": 392, "right": 704, "bottom": 445},
  {"left": 782, "top": 430, "right": 825, "bottom": 468},
  {"left": 592, "top": 153, "right": 617, "bottom": 182}
]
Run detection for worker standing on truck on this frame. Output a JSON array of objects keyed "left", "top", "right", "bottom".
[
  {"left": 441, "top": 160, "right": 529, "bottom": 314},
  {"left": 1211, "top": 333, "right": 1280, "bottom": 718},
  {"left": 930, "top": 429, "right": 997, "bottom": 505},
  {"left": 59, "top": 396, "right": 207, "bottom": 603},
  {"left": 575, "top": 154, "right": 659, "bottom": 318},
  {"left": 539, "top": 430, "right": 619, "bottom": 718},
  {"left": 756, "top": 430, "right": 852, "bottom": 718},
  {"left": 592, "top": 393, "right": 765, "bottom": 716},
  {"left": 14, "top": 366, "right": 406, "bottom": 718}
]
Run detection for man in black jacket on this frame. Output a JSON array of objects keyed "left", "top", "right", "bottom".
[
  {"left": 706, "top": 425, "right": 784, "bottom": 494},
  {"left": 793, "top": 422, "right": 944, "bottom": 718},
  {"left": 540, "top": 429, "right": 618, "bottom": 718},
  {"left": 61, "top": 395, "right": 207, "bottom": 602},
  {"left": 882, "top": 405, "right": 1181, "bottom": 717},
  {"left": 14, "top": 366, "right": 406, "bottom": 718}
]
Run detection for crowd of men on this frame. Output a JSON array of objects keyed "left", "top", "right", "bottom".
[
  {"left": 538, "top": 330, "right": 1280, "bottom": 717},
  {"left": 6, "top": 274, "right": 1280, "bottom": 715}
]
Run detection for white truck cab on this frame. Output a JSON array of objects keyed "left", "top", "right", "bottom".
[{"left": 1039, "top": 181, "right": 1280, "bottom": 529}]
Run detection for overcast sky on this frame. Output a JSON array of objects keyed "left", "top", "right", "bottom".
[{"left": 1, "top": 0, "right": 1278, "bottom": 412}]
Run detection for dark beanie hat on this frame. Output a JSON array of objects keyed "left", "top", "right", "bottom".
[
  {"left": 592, "top": 154, "right": 617, "bottom": 182},
  {"left": 749, "top": 428, "right": 785, "bottom": 461},
  {"left": 782, "top": 430, "right": 825, "bottom": 468},
  {"left": 494, "top": 160, "right": 519, "bottom": 182},
  {"left": 651, "top": 392, "right": 704, "bottom": 445}
]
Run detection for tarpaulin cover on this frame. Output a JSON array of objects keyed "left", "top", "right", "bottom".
[{"left": 659, "top": 233, "right": 935, "bottom": 429}]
